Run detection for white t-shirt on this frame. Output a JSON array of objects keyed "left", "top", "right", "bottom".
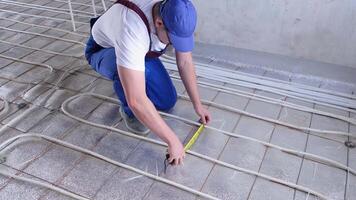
[{"left": 92, "top": 0, "right": 167, "bottom": 71}]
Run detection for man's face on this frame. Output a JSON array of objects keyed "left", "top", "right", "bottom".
[{"left": 157, "top": 25, "right": 170, "bottom": 44}]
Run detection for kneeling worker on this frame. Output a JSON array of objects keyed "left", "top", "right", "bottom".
[{"left": 85, "top": 0, "right": 211, "bottom": 165}]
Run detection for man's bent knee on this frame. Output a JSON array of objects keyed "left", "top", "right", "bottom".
[{"left": 156, "top": 88, "right": 177, "bottom": 111}]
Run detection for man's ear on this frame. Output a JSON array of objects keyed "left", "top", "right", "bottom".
[{"left": 154, "top": 17, "right": 164, "bottom": 29}]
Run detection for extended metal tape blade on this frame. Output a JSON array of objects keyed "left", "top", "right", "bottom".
[{"left": 184, "top": 124, "right": 205, "bottom": 151}]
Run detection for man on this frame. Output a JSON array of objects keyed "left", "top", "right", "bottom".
[{"left": 85, "top": 0, "right": 211, "bottom": 165}]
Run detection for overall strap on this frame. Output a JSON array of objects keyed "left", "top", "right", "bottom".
[{"left": 115, "top": 0, "right": 153, "bottom": 51}]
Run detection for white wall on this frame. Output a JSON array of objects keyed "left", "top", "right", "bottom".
[{"left": 193, "top": 0, "right": 356, "bottom": 68}]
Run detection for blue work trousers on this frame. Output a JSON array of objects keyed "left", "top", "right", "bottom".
[{"left": 84, "top": 34, "right": 177, "bottom": 118}]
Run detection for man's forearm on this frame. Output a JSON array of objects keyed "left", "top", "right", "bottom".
[
  {"left": 129, "top": 96, "right": 179, "bottom": 145},
  {"left": 177, "top": 59, "right": 202, "bottom": 109}
]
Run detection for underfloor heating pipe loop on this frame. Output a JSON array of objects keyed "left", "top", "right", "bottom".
[
  {"left": 0, "top": 53, "right": 64, "bottom": 105},
  {"left": 0, "top": 82, "right": 339, "bottom": 200},
  {"left": 0, "top": 57, "right": 83, "bottom": 113},
  {"left": 62, "top": 93, "right": 343, "bottom": 199},
  {"left": 0, "top": 48, "right": 83, "bottom": 114},
  {"left": 0, "top": 106, "right": 37, "bottom": 134},
  {"left": 0, "top": 30, "right": 86, "bottom": 109},
  {"left": 63, "top": 93, "right": 356, "bottom": 176},
  {"left": 0, "top": 134, "right": 221, "bottom": 200},
  {"left": 0, "top": 169, "right": 90, "bottom": 200}
]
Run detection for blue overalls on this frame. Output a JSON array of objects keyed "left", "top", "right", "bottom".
[{"left": 84, "top": 0, "right": 177, "bottom": 118}]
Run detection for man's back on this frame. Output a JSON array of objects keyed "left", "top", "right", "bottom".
[{"left": 92, "top": 0, "right": 165, "bottom": 72}]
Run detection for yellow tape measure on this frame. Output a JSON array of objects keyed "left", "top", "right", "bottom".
[
  {"left": 164, "top": 124, "right": 205, "bottom": 172},
  {"left": 184, "top": 124, "right": 205, "bottom": 151}
]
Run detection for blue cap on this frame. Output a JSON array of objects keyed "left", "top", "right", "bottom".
[{"left": 160, "top": 0, "right": 197, "bottom": 52}]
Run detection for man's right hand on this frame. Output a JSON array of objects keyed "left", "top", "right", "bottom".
[{"left": 167, "top": 138, "right": 185, "bottom": 165}]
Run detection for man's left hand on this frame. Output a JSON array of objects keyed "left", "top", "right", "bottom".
[{"left": 195, "top": 105, "right": 211, "bottom": 125}]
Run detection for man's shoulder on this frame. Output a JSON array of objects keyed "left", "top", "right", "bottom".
[
  {"left": 93, "top": 1, "right": 152, "bottom": 51},
  {"left": 107, "top": 4, "right": 149, "bottom": 36}
]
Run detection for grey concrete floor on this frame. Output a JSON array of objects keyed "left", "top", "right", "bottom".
[{"left": 0, "top": 0, "right": 356, "bottom": 200}]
